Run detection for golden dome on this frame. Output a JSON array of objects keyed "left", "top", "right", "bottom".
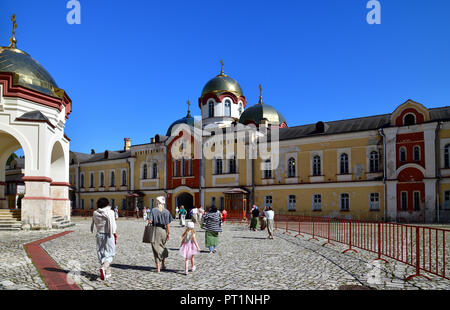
[
  {"left": 0, "top": 46, "right": 63, "bottom": 98},
  {"left": 201, "top": 60, "right": 244, "bottom": 97}
]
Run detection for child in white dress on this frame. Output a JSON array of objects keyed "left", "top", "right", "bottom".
[{"left": 179, "top": 222, "right": 200, "bottom": 275}]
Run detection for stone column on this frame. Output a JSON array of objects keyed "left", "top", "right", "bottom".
[
  {"left": 0, "top": 181, "right": 6, "bottom": 209},
  {"left": 50, "top": 182, "right": 71, "bottom": 220},
  {"left": 21, "top": 177, "right": 53, "bottom": 230}
]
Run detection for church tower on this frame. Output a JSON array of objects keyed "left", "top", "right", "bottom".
[{"left": 198, "top": 60, "right": 247, "bottom": 128}]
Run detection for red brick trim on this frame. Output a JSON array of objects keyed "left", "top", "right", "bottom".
[
  {"left": 24, "top": 231, "right": 81, "bottom": 290},
  {"left": 50, "top": 182, "right": 71, "bottom": 187},
  {"left": 22, "top": 176, "right": 53, "bottom": 183},
  {"left": 22, "top": 196, "right": 52, "bottom": 200},
  {"left": 52, "top": 198, "right": 70, "bottom": 201},
  {"left": 0, "top": 182, "right": 6, "bottom": 186}
]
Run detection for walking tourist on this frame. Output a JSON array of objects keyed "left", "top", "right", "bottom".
[
  {"left": 202, "top": 205, "right": 222, "bottom": 253},
  {"left": 147, "top": 196, "right": 173, "bottom": 272},
  {"left": 179, "top": 205, "right": 186, "bottom": 227},
  {"left": 135, "top": 205, "right": 140, "bottom": 218},
  {"left": 179, "top": 221, "right": 201, "bottom": 275},
  {"left": 191, "top": 206, "right": 198, "bottom": 224},
  {"left": 175, "top": 206, "right": 179, "bottom": 219},
  {"left": 114, "top": 206, "right": 119, "bottom": 220},
  {"left": 260, "top": 206, "right": 267, "bottom": 230},
  {"left": 143, "top": 207, "right": 148, "bottom": 221},
  {"left": 198, "top": 205, "right": 205, "bottom": 227},
  {"left": 90, "top": 197, "right": 117, "bottom": 281},
  {"left": 250, "top": 205, "right": 259, "bottom": 231},
  {"left": 265, "top": 206, "right": 275, "bottom": 239},
  {"left": 221, "top": 207, "right": 227, "bottom": 224}
]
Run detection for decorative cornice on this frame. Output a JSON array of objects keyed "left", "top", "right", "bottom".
[{"left": 0, "top": 72, "right": 72, "bottom": 119}]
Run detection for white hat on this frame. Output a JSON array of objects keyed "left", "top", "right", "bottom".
[
  {"left": 187, "top": 222, "right": 194, "bottom": 229},
  {"left": 156, "top": 196, "right": 165, "bottom": 205}
]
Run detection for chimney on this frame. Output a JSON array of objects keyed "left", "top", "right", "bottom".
[{"left": 124, "top": 138, "right": 131, "bottom": 151}]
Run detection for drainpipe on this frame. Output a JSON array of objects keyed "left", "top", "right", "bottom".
[
  {"left": 378, "top": 128, "right": 387, "bottom": 222},
  {"left": 436, "top": 122, "right": 441, "bottom": 223}
]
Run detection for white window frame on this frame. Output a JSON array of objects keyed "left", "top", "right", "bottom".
[
  {"left": 224, "top": 99, "right": 231, "bottom": 117},
  {"left": 399, "top": 147, "right": 407, "bottom": 162},
  {"left": 340, "top": 193, "right": 350, "bottom": 211},
  {"left": 312, "top": 194, "right": 322, "bottom": 211},
  {"left": 369, "top": 193, "right": 380, "bottom": 211},
  {"left": 288, "top": 195, "right": 296, "bottom": 211},
  {"left": 264, "top": 195, "right": 273, "bottom": 207},
  {"left": 413, "top": 145, "right": 421, "bottom": 161}
]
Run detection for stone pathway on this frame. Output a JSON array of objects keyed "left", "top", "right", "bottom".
[{"left": 1, "top": 217, "right": 449, "bottom": 290}]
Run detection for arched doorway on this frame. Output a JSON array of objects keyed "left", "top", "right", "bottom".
[
  {"left": 176, "top": 192, "right": 194, "bottom": 219},
  {"left": 0, "top": 130, "right": 26, "bottom": 210}
]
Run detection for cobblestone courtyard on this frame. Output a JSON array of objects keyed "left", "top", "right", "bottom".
[{"left": 1, "top": 217, "right": 450, "bottom": 290}]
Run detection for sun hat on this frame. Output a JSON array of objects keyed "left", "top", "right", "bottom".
[
  {"left": 187, "top": 222, "right": 195, "bottom": 229},
  {"left": 156, "top": 196, "right": 165, "bottom": 205}
]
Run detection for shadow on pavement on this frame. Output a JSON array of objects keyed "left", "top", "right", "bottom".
[{"left": 43, "top": 267, "right": 99, "bottom": 281}]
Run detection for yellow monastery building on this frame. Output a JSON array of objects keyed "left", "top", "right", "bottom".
[{"left": 66, "top": 66, "right": 450, "bottom": 224}]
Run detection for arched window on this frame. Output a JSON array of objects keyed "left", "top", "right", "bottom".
[
  {"left": 100, "top": 172, "right": 104, "bottom": 187},
  {"left": 110, "top": 171, "right": 115, "bottom": 187},
  {"left": 216, "top": 158, "right": 223, "bottom": 174},
  {"left": 312, "top": 155, "right": 321, "bottom": 176},
  {"left": 287, "top": 157, "right": 296, "bottom": 177},
  {"left": 152, "top": 163, "right": 157, "bottom": 179},
  {"left": 413, "top": 146, "right": 420, "bottom": 161},
  {"left": 404, "top": 113, "right": 416, "bottom": 126},
  {"left": 142, "top": 164, "right": 148, "bottom": 179},
  {"left": 229, "top": 156, "right": 236, "bottom": 174},
  {"left": 122, "top": 170, "right": 127, "bottom": 186},
  {"left": 208, "top": 101, "right": 215, "bottom": 118},
  {"left": 80, "top": 173, "right": 85, "bottom": 188},
  {"left": 445, "top": 144, "right": 450, "bottom": 168},
  {"left": 399, "top": 147, "right": 407, "bottom": 162},
  {"left": 90, "top": 173, "right": 94, "bottom": 188},
  {"left": 264, "top": 159, "right": 272, "bottom": 179},
  {"left": 340, "top": 153, "right": 349, "bottom": 174},
  {"left": 224, "top": 99, "right": 231, "bottom": 117},
  {"left": 238, "top": 102, "right": 243, "bottom": 115},
  {"left": 369, "top": 151, "right": 379, "bottom": 173}
]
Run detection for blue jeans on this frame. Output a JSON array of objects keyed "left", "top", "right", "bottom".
[{"left": 209, "top": 246, "right": 217, "bottom": 252}]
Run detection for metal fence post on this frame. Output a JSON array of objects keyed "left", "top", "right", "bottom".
[
  {"left": 374, "top": 222, "right": 388, "bottom": 263},
  {"left": 406, "top": 226, "right": 430, "bottom": 281},
  {"left": 343, "top": 221, "right": 357, "bottom": 254}
]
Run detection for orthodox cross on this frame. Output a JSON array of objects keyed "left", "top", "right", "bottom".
[
  {"left": 9, "top": 14, "right": 17, "bottom": 48},
  {"left": 220, "top": 59, "right": 224, "bottom": 76},
  {"left": 258, "top": 84, "right": 263, "bottom": 104}
]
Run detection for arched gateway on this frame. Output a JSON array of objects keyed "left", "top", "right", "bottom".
[{"left": 0, "top": 15, "right": 72, "bottom": 229}]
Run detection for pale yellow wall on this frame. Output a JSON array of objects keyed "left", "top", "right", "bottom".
[{"left": 254, "top": 185, "right": 384, "bottom": 221}]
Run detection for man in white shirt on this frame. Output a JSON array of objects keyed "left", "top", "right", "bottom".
[{"left": 264, "top": 206, "right": 275, "bottom": 239}]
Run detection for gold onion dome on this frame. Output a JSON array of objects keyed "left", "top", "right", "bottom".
[
  {"left": 0, "top": 14, "right": 64, "bottom": 98},
  {"left": 239, "top": 84, "right": 287, "bottom": 127},
  {"left": 201, "top": 60, "right": 244, "bottom": 97}
]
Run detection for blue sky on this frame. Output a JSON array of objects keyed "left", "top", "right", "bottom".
[{"left": 1, "top": 0, "right": 450, "bottom": 154}]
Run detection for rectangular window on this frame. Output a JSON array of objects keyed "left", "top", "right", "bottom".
[
  {"left": 340, "top": 193, "right": 349, "bottom": 211},
  {"left": 413, "top": 191, "right": 420, "bottom": 211},
  {"left": 369, "top": 193, "right": 380, "bottom": 211},
  {"left": 122, "top": 199, "right": 127, "bottom": 210},
  {"left": 111, "top": 199, "right": 115, "bottom": 208},
  {"left": 80, "top": 199, "right": 84, "bottom": 210},
  {"left": 220, "top": 197, "right": 224, "bottom": 210},
  {"left": 401, "top": 191, "right": 407, "bottom": 211},
  {"left": 444, "top": 191, "right": 450, "bottom": 210},
  {"left": 89, "top": 199, "right": 94, "bottom": 210},
  {"left": 90, "top": 172, "right": 94, "bottom": 188},
  {"left": 288, "top": 195, "right": 296, "bottom": 211},
  {"left": 189, "top": 159, "right": 193, "bottom": 176},
  {"left": 264, "top": 195, "right": 273, "bottom": 207},
  {"left": 211, "top": 197, "right": 216, "bottom": 206},
  {"left": 312, "top": 194, "right": 322, "bottom": 211}
]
